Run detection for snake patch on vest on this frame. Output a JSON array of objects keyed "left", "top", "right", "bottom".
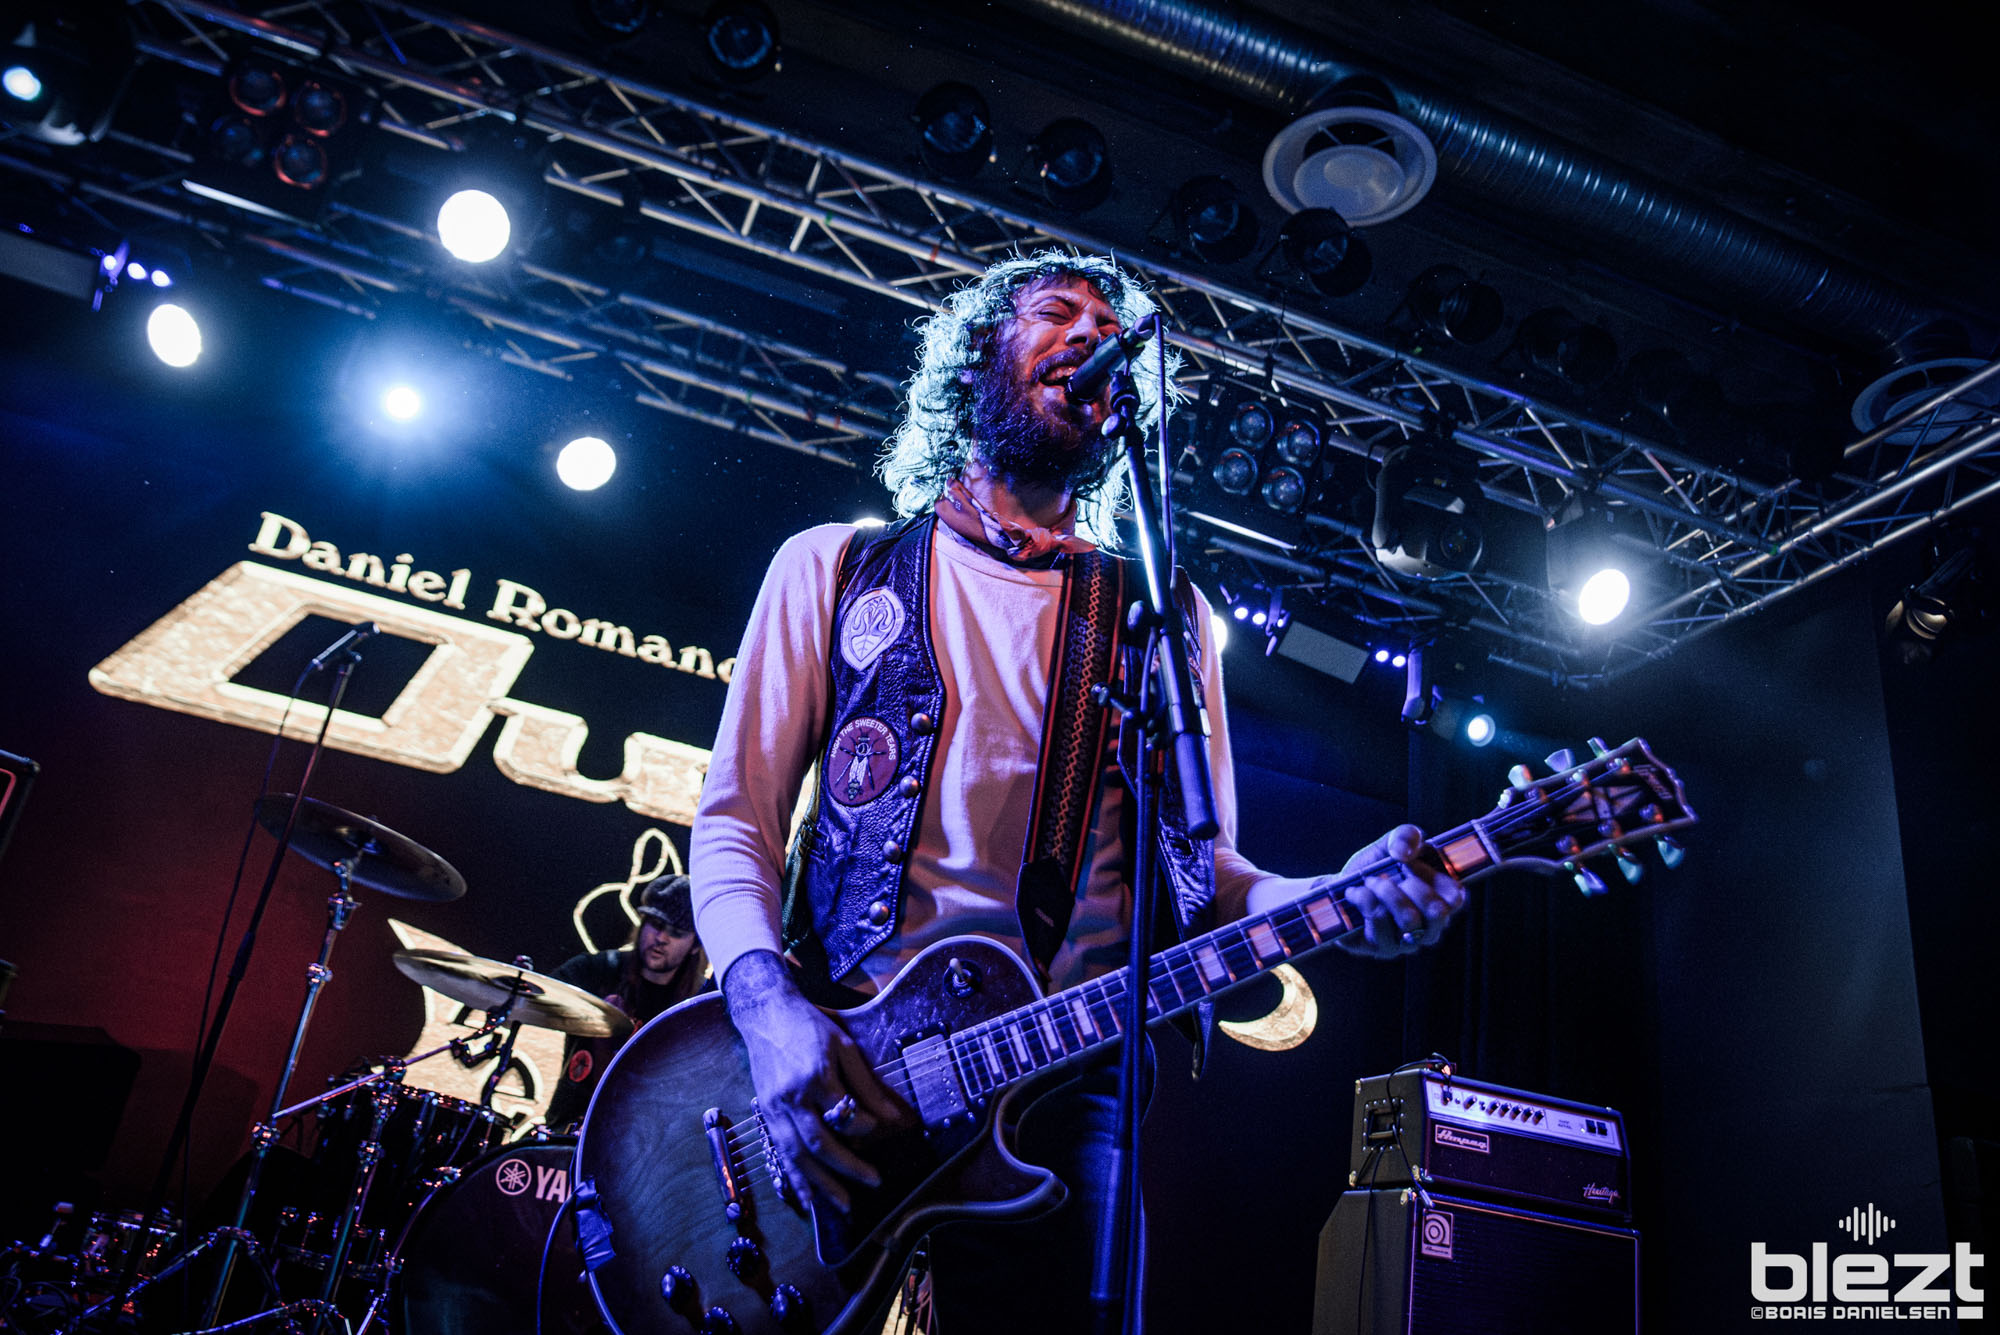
[
  {"left": 829, "top": 716, "right": 899, "bottom": 806},
  {"left": 840, "top": 586, "right": 906, "bottom": 670}
]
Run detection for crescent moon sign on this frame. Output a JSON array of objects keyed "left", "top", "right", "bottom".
[{"left": 1217, "top": 963, "right": 1318, "bottom": 1052}]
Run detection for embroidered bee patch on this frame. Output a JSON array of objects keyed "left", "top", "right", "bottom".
[{"left": 829, "top": 716, "right": 899, "bottom": 806}]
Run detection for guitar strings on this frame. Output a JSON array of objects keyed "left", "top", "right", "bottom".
[{"left": 717, "top": 770, "right": 1647, "bottom": 1164}]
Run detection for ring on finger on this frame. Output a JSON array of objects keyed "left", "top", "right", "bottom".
[
  {"left": 821, "top": 1094, "right": 858, "bottom": 1132},
  {"left": 1399, "top": 929, "right": 1423, "bottom": 947}
]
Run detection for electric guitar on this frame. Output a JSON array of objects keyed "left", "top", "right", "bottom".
[{"left": 574, "top": 737, "right": 1695, "bottom": 1335}]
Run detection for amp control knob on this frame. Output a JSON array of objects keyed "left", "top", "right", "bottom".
[{"left": 698, "top": 1306, "right": 740, "bottom": 1335}]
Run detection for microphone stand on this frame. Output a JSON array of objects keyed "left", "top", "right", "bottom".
[
  {"left": 1089, "top": 319, "right": 1217, "bottom": 1335},
  {"left": 107, "top": 627, "right": 372, "bottom": 1327}
]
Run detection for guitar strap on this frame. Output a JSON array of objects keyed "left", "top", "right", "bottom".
[{"left": 1014, "top": 548, "right": 1126, "bottom": 981}]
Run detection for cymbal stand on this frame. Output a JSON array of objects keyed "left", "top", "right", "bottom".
[
  {"left": 201, "top": 858, "right": 365, "bottom": 1326},
  {"left": 475, "top": 959, "right": 537, "bottom": 1111}
]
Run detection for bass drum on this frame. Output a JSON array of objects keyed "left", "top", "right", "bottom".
[{"left": 395, "top": 1137, "right": 606, "bottom": 1335}]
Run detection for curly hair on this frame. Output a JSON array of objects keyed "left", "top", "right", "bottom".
[{"left": 878, "top": 250, "right": 1180, "bottom": 548}]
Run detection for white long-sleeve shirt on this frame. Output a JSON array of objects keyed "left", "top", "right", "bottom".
[{"left": 690, "top": 520, "right": 1307, "bottom": 994}]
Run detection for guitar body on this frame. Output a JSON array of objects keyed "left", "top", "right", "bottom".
[{"left": 577, "top": 937, "right": 1062, "bottom": 1335}]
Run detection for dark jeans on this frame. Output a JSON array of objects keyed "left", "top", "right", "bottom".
[{"left": 925, "top": 1048, "right": 1151, "bottom": 1335}]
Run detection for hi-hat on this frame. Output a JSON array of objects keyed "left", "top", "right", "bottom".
[
  {"left": 254, "top": 795, "right": 466, "bottom": 902},
  {"left": 393, "top": 949, "right": 634, "bottom": 1038}
]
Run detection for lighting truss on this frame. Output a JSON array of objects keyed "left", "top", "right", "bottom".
[{"left": 8, "top": 0, "right": 2000, "bottom": 686}]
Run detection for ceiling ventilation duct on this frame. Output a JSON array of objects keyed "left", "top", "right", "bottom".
[
  {"left": 1850, "top": 322, "right": 2000, "bottom": 447},
  {"left": 1261, "top": 77, "right": 1435, "bottom": 226}
]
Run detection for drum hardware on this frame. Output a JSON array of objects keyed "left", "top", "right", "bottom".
[{"left": 198, "top": 798, "right": 468, "bottom": 1333}]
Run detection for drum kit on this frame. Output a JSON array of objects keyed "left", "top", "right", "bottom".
[{"left": 1, "top": 796, "right": 626, "bottom": 1335}]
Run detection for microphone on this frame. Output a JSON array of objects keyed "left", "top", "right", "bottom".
[
  {"left": 1062, "top": 317, "right": 1159, "bottom": 403},
  {"left": 309, "top": 621, "right": 380, "bottom": 672}
]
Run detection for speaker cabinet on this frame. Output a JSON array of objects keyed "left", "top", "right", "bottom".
[{"left": 1312, "top": 1189, "right": 1639, "bottom": 1335}]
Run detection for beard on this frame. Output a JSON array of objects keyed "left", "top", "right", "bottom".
[{"left": 968, "top": 350, "right": 1122, "bottom": 496}]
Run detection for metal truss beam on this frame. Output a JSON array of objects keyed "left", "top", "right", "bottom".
[{"left": 8, "top": 0, "right": 1998, "bottom": 686}]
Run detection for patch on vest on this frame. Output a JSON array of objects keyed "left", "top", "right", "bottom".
[
  {"left": 829, "top": 716, "right": 899, "bottom": 806},
  {"left": 840, "top": 586, "right": 906, "bottom": 670}
]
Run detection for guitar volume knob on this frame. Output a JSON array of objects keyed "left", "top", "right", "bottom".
[
  {"left": 726, "top": 1235, "right": 764, "bottom": 1279},
  {"left": 661, "top": 1265, "right": 695, "bottom": 1309},
  {"left": 769, "top": 1283, "right": 812, "bottom": 1330}
]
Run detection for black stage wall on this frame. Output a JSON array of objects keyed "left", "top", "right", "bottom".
[{"left": 3, "top": 277, "right": 1988, "bottom": 1334}]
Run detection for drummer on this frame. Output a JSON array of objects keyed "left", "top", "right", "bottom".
[{"left": 543, "top": 874, "right": 711, "bottom": 1129}]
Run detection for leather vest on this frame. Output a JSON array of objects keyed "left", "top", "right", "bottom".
[{"left": 781, "top": 514, "right": 1215, "bottom": 1001}]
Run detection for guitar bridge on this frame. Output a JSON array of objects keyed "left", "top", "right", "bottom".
[{"left": 702, "top": 1107, "right": 745, "bottom": 1221}]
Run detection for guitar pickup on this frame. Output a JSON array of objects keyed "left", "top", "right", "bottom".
[{"left": 901, "top": 1034, "right": 969, "bottom": 1127}]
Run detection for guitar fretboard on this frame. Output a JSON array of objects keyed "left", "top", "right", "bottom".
[{"left": 939, "top": 825, "right": 1501, "bottom": 1100}]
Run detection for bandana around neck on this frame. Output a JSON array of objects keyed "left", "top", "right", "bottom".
[{"left": 944, "top": 476, "right": 1096, "bottom": 562}]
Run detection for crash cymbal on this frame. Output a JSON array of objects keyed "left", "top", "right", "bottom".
[
  {"left": 254, "top": 795, "right": 466, "bottom": 902},
  {"left": 392, "top": 949, "right": 633, "bottom": 1039}
]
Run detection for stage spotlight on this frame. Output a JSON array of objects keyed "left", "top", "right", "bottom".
[
  {"left": 1373, "top": 647, "right": 1389, "bottom": 664},
  {"left": 915, "top": 82, "right": 993, "bottom": 182},
  {"left": 1274, "top": 416, "right": 1321, "bottom": 468},
  {"left": 187, "top": 59, "right": 370, "bottom": 222},
  {"left": 383, "top": 385, "right": 423, "bottom": 421},
  {"left": 577, "top": 0, "right": 653, "bottom": 36},
  {"left": 1276, "top": 208, "right": 1370, "bottom": 298},
  {"left": 1210, "top": 611, "right": 1231, "bottom": 653},
  {"left": 1227, "top": 400, "right": 1274, "bottom": 450},
  {"left": 1464, "top": 712, "right": 1495, "bottom": 747},
  {"left": 1030, "top": 119, "right": 1112, "bottom": 212},
  {"left": 1546, "top": 503, "right": 1633, "bottom": 626},
  {"left": 1391, "top": 651, "right": 1407, "bottom": 669},
  {"left": 1170, "top": 176, "right": 1259, "bottom": 264},
  {"left": 1371, "top": 445, "right": 1485, "bottom": 578},
  {"left": 146, "top": 303, "right": 202, "bottom": 368},
  {"left": 557, "top": 436, "right": 617, "bottom": 491},
  {"left": 126, "top": 261, "right": 147, "bottom": 282},
  {"left": 1408, "top": 265, "right": 1503, "bottom": 345},
  {"left": 1211, "top": 447, "right": 1258, "bottom": 496},
  {"left": 437, "top": 188, "right": 512, "bottom": 263},
  {"left": 703, "top": 1, "right": 780, "bottom": 82},
  {"left": 1884, "top": 541, "right": 1983, "bottom": 666},
  {"left": 1519, "top": 308, "right": 1618, "bottom": 388},
  {"left": 2, "top": 0, "right": 134, "bottom": 145},
  {"left": 4, "top": 64, "right": 41, "bottom": 101},
  {"left": 1260, "top": 464, "right": 1308, "bottom": 515},
  {"left": 150, "top": 268, "right": 171, "bottom": 288}
]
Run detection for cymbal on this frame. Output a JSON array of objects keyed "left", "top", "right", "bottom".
[
  {"left": 392, "top": 949, "right": 634, "bottom": 1039},
  {"left": 255, "top": 795, "right": 466, "bottom": 902}
]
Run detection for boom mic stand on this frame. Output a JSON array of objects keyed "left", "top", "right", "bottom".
[
  {"left": 1087, "top": 317, "right": 1217, "bottom": 1335},
  {"left": 104, "top": 623, "right": 376, "bottom": 1328}
]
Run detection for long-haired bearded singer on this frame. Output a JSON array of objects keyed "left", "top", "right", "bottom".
[{"left": 690, "top": 251, "right": 1467, "bottom": 1333}]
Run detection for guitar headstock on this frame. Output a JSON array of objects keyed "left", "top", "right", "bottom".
[{"left": 1480, "top": 737, "right": 1696, "bottom": 888}]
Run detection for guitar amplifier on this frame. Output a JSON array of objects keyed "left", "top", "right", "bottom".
[
  {"left": 1346, "top": 1069, "right": 1631, "bottom": 1223},
  {"left": 1311, "top": 1188, "right": 1640, "bottom": 1335}
]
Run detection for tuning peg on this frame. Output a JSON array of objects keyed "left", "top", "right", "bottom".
[
  {"left": 1507, "top": 763, "right": 1535, "bottom": 789},
  {"left": 1656, "top": 836, "right": 1685, "bottom": 869},
  {"left": 1545, "top": 748, "right": 1577, "bottom": 773},
  {"left": 1573, "top": 866, "right": 1609, "bottom": 897},
  {"left": 1615, "top": 849, "right": 1644, "bottom": 884},
  {"left": 1586, "top": 737, "right": 1610, "bottom": 758}
]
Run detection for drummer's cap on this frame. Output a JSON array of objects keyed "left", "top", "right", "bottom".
[{"left": 637, "top": 874, "right": 696, "bottom": 934}]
